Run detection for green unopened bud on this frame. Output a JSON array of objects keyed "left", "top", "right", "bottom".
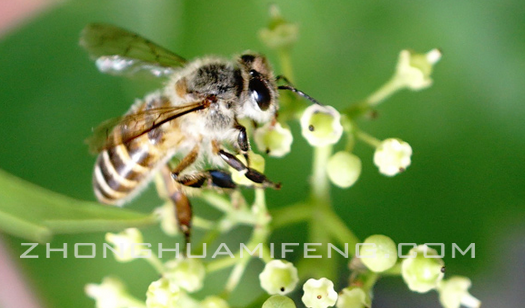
[
  {"left": 263, "top": 295, "right": 297, "bottom": 308},
  {"left": 359, "top": 234, "right": 398, "bottom": 273},
  {"left": 254, "top": 121, "right": 293, "bottom": 157},
  {"left": 327, "top": 151, "right": 361, "bottom": 188},
  {"left": 164, "top": 258, "right": 206, "bottom": 293},
  {"left": 146, "top": 278, "right": 181, "bottom": 308},
  {"left": 301, "top": 104, "right": 343, "bottom": 147},
  {"left": 401, "top": 245, "right": 445, "bottom": 293},
  {"left": 394, "top": 49, "right": 442, "bottom": 91},
  {"left": 201, "top": 296, "right": 230, "bottom": 308},
  {"left": 85, "top": 276, "right": 129, "bottom": 308},
  {"left": 438, "top": 276, "right": 481, "bottom": 308},
  {"left": 105, "top": 228, "right": 147, "bottom": 262},
  {"left": 230, "top": 152, "right": 266, "bottom": 186},
  {"left": 259, "top": 5, "right": 299, "bottom": 50},
  {"left": 302, "top": 278, "right": 338, "bottom": 308},
  {"left": 373, "top": 138, "right": 412, "bottom": 176},
  {"left": 259, "top": 260, "right": 299, "bottom": 295},
  {"left": 336, "top": 287, "right": 371, "bottom": 308}
]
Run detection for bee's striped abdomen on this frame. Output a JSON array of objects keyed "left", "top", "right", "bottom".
[{"left": 93, "top": 131, "right": 164, "bottom": 205}]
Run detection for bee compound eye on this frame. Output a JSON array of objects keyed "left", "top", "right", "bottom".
[{"left": 249, "top": 78, "right": 271, "bottom": 111}]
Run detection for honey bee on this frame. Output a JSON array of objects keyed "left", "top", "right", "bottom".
[{"left": 81, "top": 23, "right": 319, "bottom": 243}]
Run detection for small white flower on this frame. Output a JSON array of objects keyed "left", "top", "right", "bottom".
[
  {"left": 394, "top": 49, "right": 442, "bottom": 91},
  {"left": 146, "top": 278, "right": 181, "bottom": 308},
  {"left": 105, "top": 228, "right": 147, "bottom": 262},
  {"left": 201, "top": 296, "right": 230, "bottom": 308},
  {"left": 327, "top": 151, "right": 362, "bottom": 188},
  {"left": 438, "top": 276, "right": 481, "bottom": 308},
  {"left": 359, "top": 234, "right": 398, "bottom": 273},
  {"left": 164, "top": 258, "right": 206, "bottom": 293},
  {"left": 373, "top": 138, "right": 412, "bottom": 176},
  {"left": 85, "top": 276, "right": 128, "bottom": 308},
  {"left": 302, "top": 278, "right": 338, "bottom": 308},
  {"left": 401, "top": 245, "right": 445, "bottom": 293},
  {"left": 301, "top": 104, "right": 343, "bottom": 147},
  {"left": 254, "top": 121, "right": 293, "bottom": 157},
  {"left": 259, "top": 260, "right": 299, "bottom": 295},
  {"left": 336, "top": 287, "right": 370, "bottom": 308}
]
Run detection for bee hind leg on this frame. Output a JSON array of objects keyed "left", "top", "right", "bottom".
[{"left": 160, "top": 165, "right": 192, "bottom": 249}]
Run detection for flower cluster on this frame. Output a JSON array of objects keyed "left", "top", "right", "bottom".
[{"left": 84, "top": 6, "right": 480, "bottom": 308}]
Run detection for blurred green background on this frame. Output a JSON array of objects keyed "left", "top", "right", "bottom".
[{"left": 1, "top": 0, "right": 524, "bottom": 307}]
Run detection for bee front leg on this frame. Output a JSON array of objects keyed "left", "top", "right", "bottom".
[
  {"left": 212, "top": 141, "right": 280, "bottom": 189},
  {"left": 234, "top": 121, "right": 251, "bottom": 167}
]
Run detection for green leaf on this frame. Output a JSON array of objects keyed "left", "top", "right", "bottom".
[
  {"left": 0, "top": 169, "right": 157, "bottom": 243},
  {"left": 262, "top": 295, "right": 297, "bottom": 308}
]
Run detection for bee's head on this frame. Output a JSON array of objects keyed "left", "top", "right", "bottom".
[{"left": 237, "top": 53, "right": 278, "bottom": 123}]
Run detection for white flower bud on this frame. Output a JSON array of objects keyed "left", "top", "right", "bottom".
[
  {"left": 394, "top": 49, "right": 442, "bottom": 91},
  {"left": 438, "top": 276, "right": 481, "bottom": 308},
  {"left": 302, "top": 278, "right": 338, "bottom": 308},
  {"left": 105, "top": 228, "right": 146, "bottom": 262},
  {"left": 164, "top": 258, "right": 206, "bottom": 293},
  {"left": 336, "top": 287, "right": 370, "bottom": 308},
  {"left": 259, "top": 260, "right": 299, "bottom": 295},
  {"left": 201, "top": 296, "right": 230, "bottom": 308},
  {"left": 373, "top": 138, "right": 412, "bottom": 176},
  {"left": 359, "top": 234, "right": 398, "bottom": 273},
  {"left": 85, "top": 276, "right": 128, "bottom": 308},
  {"left": 301, "top": 104, "right": 343, "bottom": 147},
  {"left": 146, "top": 278, "right": 181, "bottom": 308},
  {"left": 259, "top": 5, "right": 299, "bottom": 50},
  {"left": 327, "top": 151, "right": 361, "bottom": 188},
  {"left": 401, "top": 245, "right": 445, "bottom": 293},
  {"left": 254, "top": 121, "right": 294, "bottom": 157}
]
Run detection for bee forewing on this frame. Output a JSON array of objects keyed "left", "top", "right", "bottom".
[
  {"left": 80, "top": 23, "right": 187, "bottom": 77},
  {"left": 86, "top": 102, "right": 207, "bottom": 153}
]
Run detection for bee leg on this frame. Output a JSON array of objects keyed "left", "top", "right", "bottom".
[
  {"left": 234, "top": 121, "right": 250, "bottom": 167},
  {"left": 160, "top": 165, "right": 192, "bottom": 249},
  {"left": 214, "top": 147, "right": 281, "bottom": 189},
  {"left": 171, "top": 144, "right": 200, "bottom": 178},
  {"left": 176, "top": 170, "right": 237, "bottom": 189}
]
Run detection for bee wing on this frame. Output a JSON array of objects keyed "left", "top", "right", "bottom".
[
  {"left": 86, "top": 101, "right": 207, "bottom": 153},
  {"left": 80, "top": 23, "right": 187, "bottom": 78}
]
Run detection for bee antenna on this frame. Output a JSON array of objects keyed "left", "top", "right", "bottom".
[{"left": 276, "top": 75, "right": 323, "bottom": 106}]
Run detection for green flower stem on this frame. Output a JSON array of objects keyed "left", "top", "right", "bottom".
[
  {"left": 320, "top": 208, "right": 359, "bottom": 256},
  {"left": 199, "top": 191, "right": 232, "bottom": 213},
  {"left": 192, "top": 216, "right": 215, "bottom": 230},
  {"left": 278, "top": 49, "right": 294, "bottom": 83},
  {"left": 343, "top": 76, "right": 404, "bottom": 119},
  {"left": 381, "top": 262, "right": 402, "bottom": 276},
  {"left": 361, "top": 272, "right": 379, "bottom": 293},
  {"left": 366, "top": 77, "right": 404, "bottom": 106},
  {"left": 270, "top": 202, "right": 311, "bottom": 229},
  {"left": 357, "top": 131, "right": 382, "bottom": 148},
  {"left": 223, "top": 189, "right": 271, "bottom": 295},
  {"left": 145, "top": 254, "right": 165, "bottom": 275},
  {"left": 206, "top": 252, "right": 241, "bottom": 273},
  {"left": 310, "top": 145, "right": 332, "bottom": 203}
]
